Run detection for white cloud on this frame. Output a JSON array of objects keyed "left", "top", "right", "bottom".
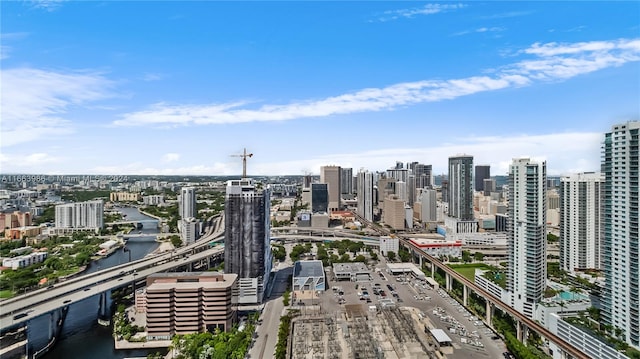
[
  {"left": 374, "top": 3, "right": 467, "bottom": 22},
  {"left": 1, "top": 32, "right": 30, "bottom": 61},
  {"left": 479, "top": 11, "right": 533, "bottom": 20},
  {"left": 114, "top": 38, "right": 640, "bottom": 128},
  {"left": 0, "top": 153, "right": 62, "bottom": 170},
  {"left": 0, "top": 132, "right": 604, "bottom": 176},
  {"left": 0, "top": 46, "right": 9, "bottom": 60},
  {"left": 30, "top": 0, "right": 66, "bottom": 11},
  {"left": 452, "top": 26, "right": 505, "bottom": 36},
  {"left": 162, "top": 153, "right": 181, "bottom": 162},
  {"left": 1, "top": 68, "right": 115, "bottom": 147},
  {"left": 250, "top": 132, "right": 603, "bottom": 176},
  {"left": 142, "top": 73, "right": 163, "bottom": 81},
  {"left": 89, "top": 162, "right": 236, "bottom": 176}
]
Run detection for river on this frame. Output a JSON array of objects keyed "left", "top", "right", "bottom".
[{"left": 40, "top": 207, "right": 165, "bottom": 359}]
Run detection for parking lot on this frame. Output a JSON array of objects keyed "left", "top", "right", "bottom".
[{"left": 288, "top": 253, "right": 507, "bottom": 359}]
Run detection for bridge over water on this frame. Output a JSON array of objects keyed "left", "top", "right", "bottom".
[{"left": 0, "top": 217, "right": 225, "bottom": 358}]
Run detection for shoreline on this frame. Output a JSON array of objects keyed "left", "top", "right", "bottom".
[
  {"left": 138, "top": 209, "right": 164, "bottom": 222},
  {"left": 147, "top": 240, "right": 175, "bottom": 256}
]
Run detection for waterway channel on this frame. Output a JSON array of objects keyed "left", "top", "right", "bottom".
[{"left": 40, "top": 207, "right": 164, "bottom": 359}]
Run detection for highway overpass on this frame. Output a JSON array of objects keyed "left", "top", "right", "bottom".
[
  {"left": 0, "top": 217, "right": 225, "bottom": 332},
  {"left": 273, "top": 234, "right": 380, "bottom": 246}
]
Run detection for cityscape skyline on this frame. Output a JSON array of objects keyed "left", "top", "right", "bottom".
[{"left": 1, "top": 1, "right": 639, "bottom": 176}]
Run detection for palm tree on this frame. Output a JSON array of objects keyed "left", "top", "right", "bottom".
[
  {"left": 569, "top": 285, "right": 581, "bottom": 301},
  {"left": 558, "top": 300, "right": 566, "bottom": 316}
]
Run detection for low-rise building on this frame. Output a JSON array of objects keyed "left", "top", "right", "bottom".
[
  {"left": 310, "top": 212, "right": 329, "bottom": 228},
  {"left": 4, "top": 226, "right": 42, "bottom": 240},
  {"left": 379, "top": 236, "right": 399, "bottom": 256},
  {"left": 109, "top": 192, "right": 142, "bottom": 202},
  {"left": 292, "top": 260, "right": 325, "bottom": 292},
  {"left": 145, "top": 272, "right": 237, "bottom": 340},
  {"left": 143, "top": 195, "right": 165, "bottom": 206},
  {"left": 332, "top": 263, "right": 370, "bottom": 282},
  {"left": 547, "top": 313, "right": 629, "bottom": 359},
  {"left": 408, "top": 237, "right": 462, "bottom": 258},
  {"left": 2, "top": 252, "right": 48, "bottom": 270},
  {"left": 385, "top": 262, "right": 425, "bottom": 280}
]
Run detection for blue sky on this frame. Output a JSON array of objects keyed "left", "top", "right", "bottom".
[{"left": 1, "top": 1, "right": 639, "bottom": 176}]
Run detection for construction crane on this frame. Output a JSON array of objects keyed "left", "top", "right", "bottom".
[{"left": 230, "top": 148, "right": 253, "bottom": 178}]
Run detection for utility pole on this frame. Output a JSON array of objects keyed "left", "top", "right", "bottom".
[{"left": 230, "top": 148, "right": 253, "bottom": 178}]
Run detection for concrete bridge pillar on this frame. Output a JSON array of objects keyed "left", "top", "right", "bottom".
[
  {"left": 98, "top": 291, "right": 112, "bottom": 317},
  {"left": 48, "top": 312, "right": 54, "bottom": 340},
  {"left": 431, "top": 262, "right": 435, "bottom": 278},
  {"left": 516, "top": 320, "right": 529, "bottom": 344},
  {"left": 445, "top": 273, "right": 452, "bottom": 291},
  {"left": 486, "top": 301, "right": 494, "bottom": 329},
  {"left": 463, "top": 285, "right": 469, "bottom": 307}
]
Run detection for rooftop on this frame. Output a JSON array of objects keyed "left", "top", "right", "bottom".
[
  {"left": 293, "top": 260, "right": 325, "bottom": 278},
  {"left": 430, "top": 329, "right": 453, "bottom": 343},
  {"left": 332, "top": 262, "right": 369, "bottom": 274}
]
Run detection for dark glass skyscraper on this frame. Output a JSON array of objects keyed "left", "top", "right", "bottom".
[
  {"left": 311, "top": 183, "right": 328, "bottom": 213},
  {"left": 224, "top": 179, "right": 272, "bottom": 304},
  {"left": 475, "top": 165, "right": 490, "bottom": 192},
  {"left": 448, "top": 155, "right": 474, "bottom": 221}
]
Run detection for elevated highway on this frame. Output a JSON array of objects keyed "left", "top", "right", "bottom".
[
  {"left": 0, "top": 217, "right": 225, "bottom": 332},
  {"left": 274, "top": 234, "right": 379, "bottom": 246}
]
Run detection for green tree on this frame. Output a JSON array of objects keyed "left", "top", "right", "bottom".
[
  {"left": 354, "top": 255, "right": 366, "bottom": 263},
  {"left": 387, "top": 251, "right": 396, "bottom": 261},
  {"left": 462, "top": 250, "right": 472, "bottom": 263},
  {"left": 587, "top": 306, "right": 601, "bottom": 322},
  {"left": 474, "top": 252, "right": 485, "bottom": 261},
  {"left": 370, "top": 251, "right": 378, "bottom": 261},
  {"left": 74, "top": 252, "right": 91, "bottom": 267},
  {"left": 398, "top": 249, "right": 411, "bottom": 262},
  {"left": 170, "top": 235, "right": 183, "bottom": 248}
]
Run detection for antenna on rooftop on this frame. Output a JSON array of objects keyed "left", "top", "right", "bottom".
[{"left": 230, "top": 148, "right": 253, "bottom": 178}]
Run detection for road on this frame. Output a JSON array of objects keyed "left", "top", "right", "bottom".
[{"left": 248, "top": 263, "right": 292, "bottom": 359}]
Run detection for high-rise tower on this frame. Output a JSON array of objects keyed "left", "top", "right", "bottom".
[
  {"left": 475, "top": 165, "right": 491, "bottom": 192},
  {"left": 357, "top": 170, "right": 374, "bottom": 222},
  {"left": 601, "top": 121, "right": 640, "bottom": 349},
  {"left": 507, "top": 158, "right": 547, "bottom": 319},
  {"left": 448, "top": 155, "right": 474, "bottom": 221},
  {"left": 223, "top": 179, "right": 272, "bottom": 304},
  {"left": 55, "top": 200, "right": 104, "bottom": 231},
  {"left": 341, "top": 168, "right": 353, "bottom": 195},
  {"left": 414, "top": 163, "right": 433, "bottom": 189},
  {"left": 178, "top": 187, "right": 196, "bottom": 220},
  {"left": 311, "top": 183, "right": 328, "bottom": 213},
  {"left": 559, "top": 172, "right": 604, "bottom": 274},
  {"left": 320, "top": 165, "right": 341, "bottom": 213}
]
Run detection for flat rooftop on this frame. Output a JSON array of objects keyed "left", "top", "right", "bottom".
[
  {"left": 409, "top": 238, "right": 461, "bottom": 247},
  {"left": 293, "top": 260, "right": 325, "bottom": 278},
  {"left": 332, "top": 262, "right": 369, "bottom": 274},
  {"left": 430, "top": 329, "right": 452, "bottom": 343}
]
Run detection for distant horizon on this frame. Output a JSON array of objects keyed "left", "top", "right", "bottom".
[{"left": 0, "top": 172, "right": 568, "bottom": 179}]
